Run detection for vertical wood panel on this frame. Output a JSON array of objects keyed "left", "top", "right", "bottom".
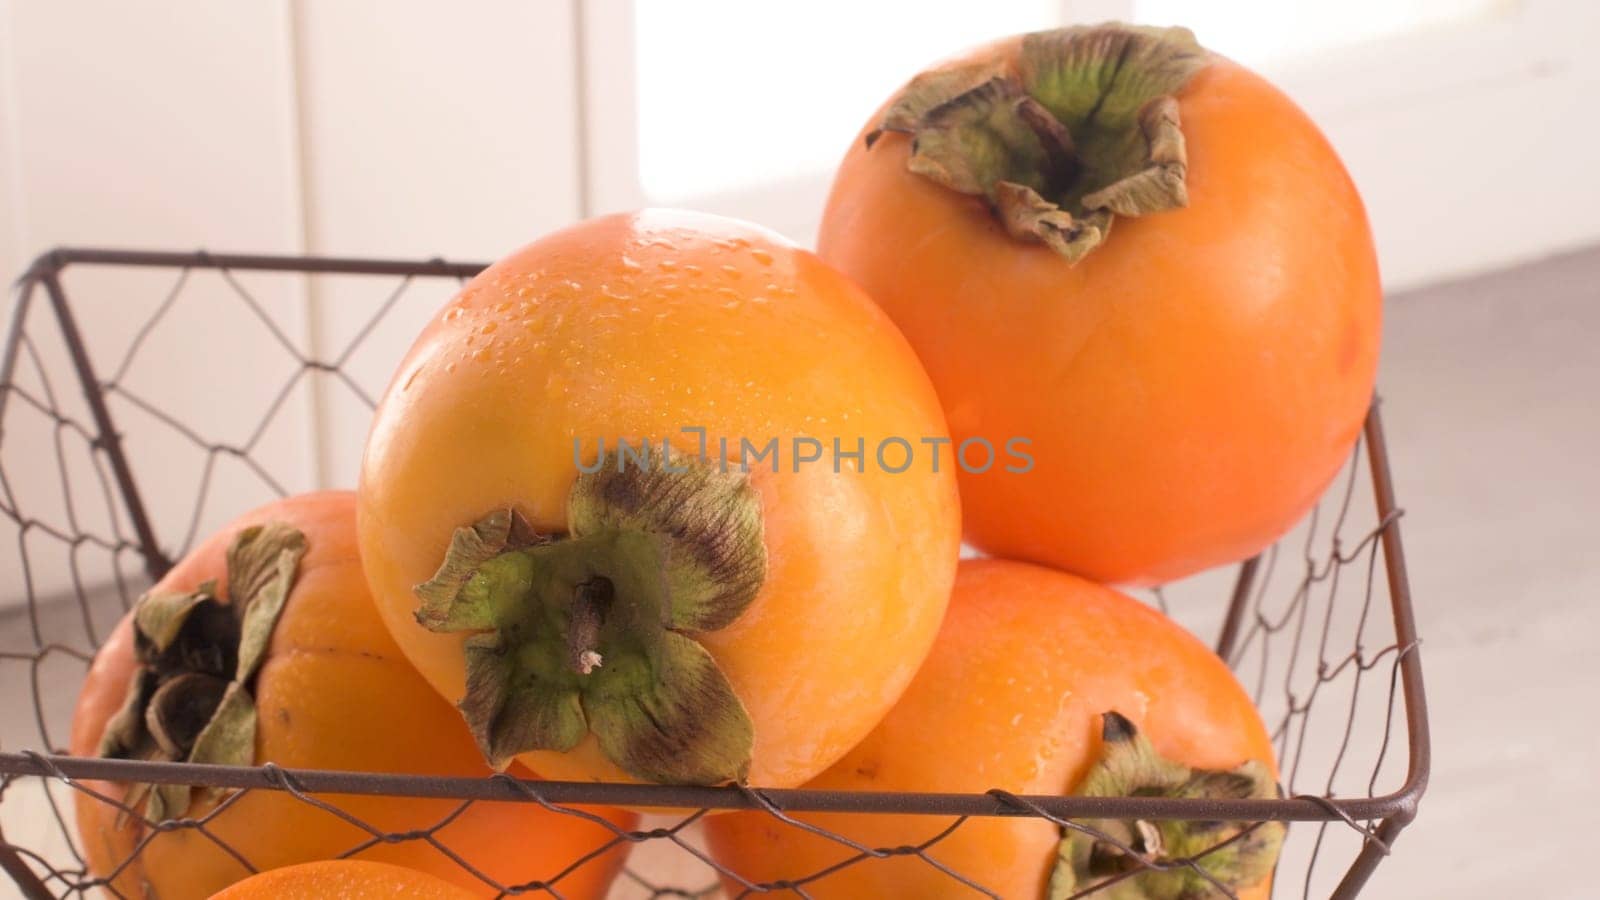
[
  {"left": 577, "top": 0, "right": 639, "bottom": 217},
  {"left": 0, "top": 1, "right": 311, "bottom": 602},
  {"left": 5, "top": 2, "right": 305, "bottom": 255},
  {"left": 291, "top": 0, "right": 584, "bottom": 489},
  {"left": 0, "top": 0, "right": 24, "bottom": 283},
  {"left": 292, "top": 0, "right": 583, "bottom": 260}
]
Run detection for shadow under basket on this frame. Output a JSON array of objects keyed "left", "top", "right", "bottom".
[{"left": 0, "top": 249, "right": 1428, "bottom": 899}]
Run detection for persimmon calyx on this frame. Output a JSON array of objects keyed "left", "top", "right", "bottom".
[
  {"left": 415, "top": 454, "right": 766, "bottom": 785},
  {"left": 98, "top": 523, "right": 308, "bottom": 821},
  {"left": 869, "top": 24, "right": 1209, "bottom": 263},
  {"left": 1048, "top": 712, "right": 1285, "bottom": 900}
]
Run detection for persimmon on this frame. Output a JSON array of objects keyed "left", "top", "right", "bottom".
[
  {"left": 818, "top": 24, "right": 1381, "bottom": 585},
  {"left": 209, "top": 859, "right": 477, "bottom": 900},
  {"left": 71, "top": 492, "right": 634, "bottom": 900},
  {"left": 705, "top": 559, "right": 1282, "bottom": 899},
  {"left": 357, "top": 210, "right": 960, "bottom": 788}
]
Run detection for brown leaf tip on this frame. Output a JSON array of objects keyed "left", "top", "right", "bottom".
[{"left": 1100, "top": 710, "right": 1138, "bottom": 744}]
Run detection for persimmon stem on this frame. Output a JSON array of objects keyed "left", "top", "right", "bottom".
[
  {"left": 871, "top": 24, "right": 1211, "bottom": 263},
  {"left": 415, "top": 455, "right": 764, "bottom": 784},
  {"left": 569, "top": 578, "right": 613, "bottom": 675},
  {"left": 1047, "top": 711, "right": 1284, "bottom": 900},
  {"left": 1013, "top": 94, "right": 1079, "bottom": 190},
  {"left": 98, "top": 522, "right": 307, "bottom": 821}
]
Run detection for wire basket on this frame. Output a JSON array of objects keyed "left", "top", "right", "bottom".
[{"left": 0, "top": 248, "right": 1428, "bottom": 899}]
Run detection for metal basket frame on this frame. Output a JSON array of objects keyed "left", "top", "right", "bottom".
[{"left": 0, "top": 248, "right": 1430, "bottom": 899}]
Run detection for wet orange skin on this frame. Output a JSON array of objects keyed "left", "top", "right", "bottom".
[
  {"left": 705, "top": 559, "right": 1277, "bottom": 899},
  {"left": 71, "top": 492, "right": 634, "bottom": 900},
  {"left": 819, "top": 50, "right": 1381, "bottom": 585},
  {"left": 209, "top": 859, "right": 478, "bottom": 900},
  {"left": 357, "top": 210, "right": 961, "bottom": 787}
]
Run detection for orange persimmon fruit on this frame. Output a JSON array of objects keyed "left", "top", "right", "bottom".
[
  {"left": 818, "top": 24, "right": 1381, "bottom": 585},
  {"left": 357, "top": 210, "right": 960, "bottom": 788},
  {"left": 71, "top": 492, "right": 634, "bottom": 900},
  {"left": 209, "top": 859, "right": 477, "bottom": 900},
  {"left": 705, "top": 558, "right": 1282, "bottom": 898}
]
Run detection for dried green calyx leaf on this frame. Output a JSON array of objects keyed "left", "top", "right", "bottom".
[
  {"left": 1048, "top": 712, "right": 1285, "bottom": 900},
  {"left": 870, "top": 23, "right": 1210, "bottom": 263},
  {"left": 228, "top": 523, "right": 308, "bottom": 681},
  {"left": 97, "top": 522, "right": 308, "bottom": 821},
  {"left": 415, "top": 453, "right": 765, "bottom": 785},
  {"left": 568, "top": 454, "right": 765, "bottom": 633}
]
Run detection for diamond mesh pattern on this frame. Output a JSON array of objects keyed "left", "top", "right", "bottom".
[{"left": 0, "top": 249, "right": 1425, "bottom": 899}]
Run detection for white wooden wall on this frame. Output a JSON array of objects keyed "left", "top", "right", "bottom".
[{"left": 0, "top": 0, "right": 582, "bottom": 601}]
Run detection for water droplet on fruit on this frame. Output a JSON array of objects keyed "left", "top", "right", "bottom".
[{"left": 749, "top": 249, "right": 774, "bottom": 266}]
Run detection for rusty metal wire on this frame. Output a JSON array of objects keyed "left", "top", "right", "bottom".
[{"left": 0, "top": 249, "right": 1427, "bottom": 899}]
